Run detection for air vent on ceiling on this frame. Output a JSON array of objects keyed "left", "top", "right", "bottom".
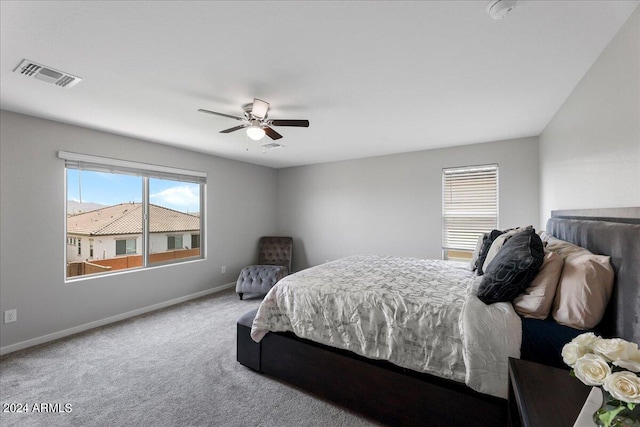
[
  {"left": 13, "top": 59, "right": 82, "bottom": 88},
  {"left": 261, "top": 142, "right": 283, "bottom": 150}
]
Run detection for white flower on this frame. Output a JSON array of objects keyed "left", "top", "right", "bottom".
[
  {"left": 572, "top": 332, "right": 601, "bottom": 348},
  {"left": 592, "top": 338, "right": 637, "bottom": 362},
  {"left": 603, "top": 371, "right": 640, "bottom": 404},
  {"left": 562, "top": 342, "right": 590, "bottom": 368},
  {"left": 562, "top": 333, "right": 601, "bottom": 368},
  {"left": 613, "top": 348, "right": 640, "bottom": 372},
  {"left": 574, "top": 354, "right": 612, "bottom": 386},
  {"left": 614, "top": 360, "right": 640, "bottom": 372}
]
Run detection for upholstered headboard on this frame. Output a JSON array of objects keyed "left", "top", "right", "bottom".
[{"left": 546, "top": 208, "right": 640, "bottom": 344}]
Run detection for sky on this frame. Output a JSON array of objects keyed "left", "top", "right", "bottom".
[{"left": 67, "top": 170, "right": 200, "bottom": 213}]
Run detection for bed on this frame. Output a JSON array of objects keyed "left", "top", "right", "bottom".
[{"left": 236, "top": 208, "right": 640, "bottom": 426}]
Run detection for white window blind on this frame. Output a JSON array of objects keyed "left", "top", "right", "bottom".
[
  {"left": 442, "top": 164, "right": 498, "bottom": 252},
  {"left": 58, "top": 151, "right": 206, "bottom": 183}
]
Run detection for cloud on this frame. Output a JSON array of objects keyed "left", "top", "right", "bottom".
[{"left": 150, "top": 185, "right": 199, "bottom": 210}]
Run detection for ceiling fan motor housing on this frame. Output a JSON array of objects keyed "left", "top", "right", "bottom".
[
  {"left": 242, "top": 101, "right": 269, "bottom": 120},
  {"left": 242, "top": 102, "right": 254, "bottom": 114}
]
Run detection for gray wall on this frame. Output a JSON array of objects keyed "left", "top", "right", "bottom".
[
  {"left": 0, "top": 110, "right": 278, "bottom": 350},
  {"left": 540, "top": 8, "right": 640, "bottom": 224},
  {"left": 2, "top": 8, "right": 636, "bottom": 352},
  {"left": 277, "top": 137, "right": 540, "bottom": 272}
]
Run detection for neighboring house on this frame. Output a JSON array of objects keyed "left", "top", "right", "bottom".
[{"left": 67, "top": 202, "right": 200, "bottom": 263}]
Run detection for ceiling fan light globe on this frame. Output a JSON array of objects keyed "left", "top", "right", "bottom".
[
  {"left": 246, "top": 126, "right": 266, "bottom": 141},
  {"left": 486, "top": 0, "right": 518, "bottom": 20}
]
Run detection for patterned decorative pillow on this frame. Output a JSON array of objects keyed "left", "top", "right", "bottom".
[
  {"left": 477, "top": 229, "right": 545, "bottom": 304},
  {"left": 475, "top": 229, "right": 505, "bottom": 275},
  {"left": 481, "top": 226, "right": 534, "bottom": 273}
]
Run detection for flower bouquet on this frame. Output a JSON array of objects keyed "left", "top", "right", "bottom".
[{"left": 562, "top": 333, "right": 640, "bottom": 427}]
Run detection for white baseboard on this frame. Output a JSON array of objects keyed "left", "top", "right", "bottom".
[{"left": 0, "top": 282, "right": 236, "bottom": 356}]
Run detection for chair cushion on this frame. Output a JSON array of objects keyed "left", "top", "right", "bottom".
[{"left": 236, "top": 265, "right": 288, "bottom": 295}]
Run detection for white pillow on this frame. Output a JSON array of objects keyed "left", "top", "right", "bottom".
[
  {"left": 512, "top": 251, "right": 564, "bottom": 319},
  {"left": 545, "top": 236, "right": 585, "bottom": 258},
  {"left": 538, "top": 230, "right": 554, "bottom": 243},
  {"left": 552, "top": 251, "right": 614, "bottom": 330}
]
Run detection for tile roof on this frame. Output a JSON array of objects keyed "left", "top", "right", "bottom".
[{"left": 67, "top": 203, "right": 200, "bottom": 236}]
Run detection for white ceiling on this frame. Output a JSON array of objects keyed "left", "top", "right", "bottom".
[{"left": 1, "top": 1, "right": 637, "bottom": 169}]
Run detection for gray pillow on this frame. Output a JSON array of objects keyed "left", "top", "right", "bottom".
[
  {"left": 475, "top": 229, "right": 504, "bottom": 275},
  {"left": 470, "top": 233, "right": 487, "bottom": 271},
  {"left": 477, "top": 229, "right": 545, "bottom": 304}
]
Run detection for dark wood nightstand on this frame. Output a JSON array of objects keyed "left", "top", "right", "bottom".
[{"left": 508, "top": 358, "right": 591, "bottom": 427}]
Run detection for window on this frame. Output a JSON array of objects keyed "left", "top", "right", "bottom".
[
  {"left": 62, "top": 151, "right": 206, "bottom": 279},
  {"left": 442, "top": 164, "right": 498, "bottom": 261},
  {"left": 167, "top": 235, "right": 183, "bottom": 251},
  {"left": 115, "top": 239, "right": 137, "bottom": 255},
  {"left": 191, "top": 234, "right": 200, "bottom": 249}
]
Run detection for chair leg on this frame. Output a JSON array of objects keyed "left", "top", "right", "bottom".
[{"left": 238, "top": 293, "right": 243, "bottom": 300}]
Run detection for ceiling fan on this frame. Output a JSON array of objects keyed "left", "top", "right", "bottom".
[{"left": 198, "top": 98, "right": 309, "bottom": 141}]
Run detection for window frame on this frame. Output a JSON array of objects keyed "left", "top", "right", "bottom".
[
  {"left": 115, "top": 238, "right": 138, "bottom": 256},
  {"left": 191, "top": 234, "right": 200, "bottom": 249},
  {"left": 61, "top": 151, "right": 206, "bottom": 281},
  {"left": 442, "top": 163, "right": 499, "bottom": 260},
  {"left": 167, "top": 235, "right": 183, "bottom": 251}
]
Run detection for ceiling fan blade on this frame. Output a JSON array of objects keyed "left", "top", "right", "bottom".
[
  {"left": 220, "top": 124, "right": 248, "bottom": 134},
  {"left": 198, "top": 108, "right": 244, "bottom": 121},
  {"left": 251, "top": 98, "right": 270, "bottom": 119},
  {"left": 263, "top": 126, "right": 283, "bottom": 140},
  {"left": 270, "top": 119, "right": 310, "bottom": 127}
]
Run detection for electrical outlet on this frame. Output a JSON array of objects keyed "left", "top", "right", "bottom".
[
  {"left": 4, "top": 309, "right": 17, "bottom": 324},
  {"left": 221, "top": 266, "right": 226, "bottom": 274}
]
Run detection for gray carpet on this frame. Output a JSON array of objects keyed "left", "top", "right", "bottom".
[{"left": 0, "top": 289, "right": 378, "bottom": 427}]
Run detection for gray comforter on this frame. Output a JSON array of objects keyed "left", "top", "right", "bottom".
[{"left": 251, "top": 255, "right": 472, "bottom": 383}]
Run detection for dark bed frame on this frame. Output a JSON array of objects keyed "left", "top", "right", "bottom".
[{"left": 237, "top": 208, "right": 640, "bottom": 426}]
